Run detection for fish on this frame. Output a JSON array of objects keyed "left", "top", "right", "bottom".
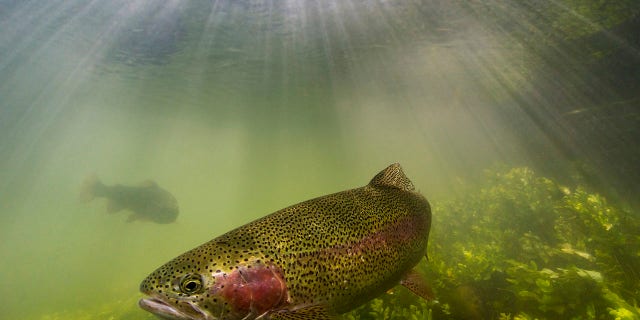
[
  {"left": 138, "top": 163, "right": 433, "bottom": 320},
  {"left": 81, "top": 175, "right": 179, "bottom": 224}
]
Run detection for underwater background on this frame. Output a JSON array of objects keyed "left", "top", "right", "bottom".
[{"left": 1, "top": 0, "right": 639, "bottom": 319}]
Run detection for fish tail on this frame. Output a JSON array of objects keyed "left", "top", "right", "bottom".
[{"left": 79, "top": 174, "right": 106, "bottom": 202}]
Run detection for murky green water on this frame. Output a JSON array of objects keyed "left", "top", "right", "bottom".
[{"left": 1, "top": 1, "right": 639, "bottom": 319}]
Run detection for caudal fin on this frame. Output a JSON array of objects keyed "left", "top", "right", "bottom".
[{"left": 79, "top": 174, "right": 104, "bottom": 202}]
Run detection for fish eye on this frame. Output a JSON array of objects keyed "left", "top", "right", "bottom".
[{"left": 179, "top": 274, "right": 203, "bottom": 294}]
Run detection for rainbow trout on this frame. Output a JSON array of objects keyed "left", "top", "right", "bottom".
[
  {"left": 139, "top": 163, "right": 432, "bottom": 320},
  {"left": 81, "top": 175, "right": 179, "bottom": 224}
]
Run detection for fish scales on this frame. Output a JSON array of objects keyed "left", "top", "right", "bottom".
[{"left": 139, "top": 163, "right": 432, "bottom": 320}]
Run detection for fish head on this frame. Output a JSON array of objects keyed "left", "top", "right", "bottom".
[
  {"left": 139, "top": 243, "right": 234, "bottom": 320},
  {"left": 139, "top": 264, "right": 220, "bottom": 320},
  {"left": 139, "top": 243, "right": 289, "bottom": 320}
]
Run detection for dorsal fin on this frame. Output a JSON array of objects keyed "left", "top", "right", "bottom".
[
  {"left": 369, "top": 163, "right": 415, "bottom": 191},
  {"left": 140, "top": 180, "right": 158, "bottom": 188}
]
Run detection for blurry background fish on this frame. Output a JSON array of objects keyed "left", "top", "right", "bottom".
[{"left": 80, "top": 175, "right": 179, "bottom": 224}]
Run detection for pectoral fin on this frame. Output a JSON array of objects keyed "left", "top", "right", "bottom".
[
  {"left": 400, "top": 269, "right": 435, "bottom": 301},
  {"left": 268, "top": 305, "right": 334, "bottom": 320}
]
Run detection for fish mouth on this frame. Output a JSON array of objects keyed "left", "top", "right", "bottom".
[{"left": 139, "top": 297, "right": 215, "bottom": 320}]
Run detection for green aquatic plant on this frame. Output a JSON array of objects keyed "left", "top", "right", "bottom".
[
  {"left": 34, "top": 166, "right": 640, "bottom": 320},
  {"left": 346, "top": 166, "right": 639, "bottom": 319},
  {"left": 342, "top": 284, "right": 433, "bottom": 320},
  {"left": 36, "top": 294, "right": 155, "bottom": 320}
]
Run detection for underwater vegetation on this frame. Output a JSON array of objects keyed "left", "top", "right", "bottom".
[
  {"left": 34, "top": 166, "right": 639, "bottom": 320},
  {"left": 37, "top": 294, "right": 155, "bottom": 320},
  {"left": 345, "top": 167, "right": 640, "bottom": 320}
]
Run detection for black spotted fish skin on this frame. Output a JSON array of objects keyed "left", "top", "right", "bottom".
[{"left": 139, "top": 163, "right": 431, "bottom": 319}]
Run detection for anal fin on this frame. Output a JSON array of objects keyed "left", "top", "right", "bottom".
[
  {"left": 400, "top": 268, "right": 435, "bottom": 301},
  {"left": 267, "top": 305, "right": 334, "bottom": 320}
]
